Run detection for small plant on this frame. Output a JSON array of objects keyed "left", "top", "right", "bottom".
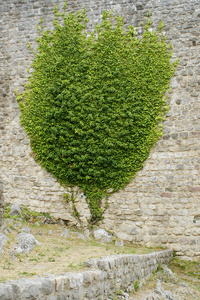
[
  {"left": 113, "top": 289, "right": 124, "bottom": 300},
  {"left": 3, "top": 203, "right": 11, "bottom": 219},
  {"left": 19, "top": 272, "right": 36, "bottom": 277},
  {"left": 54, "top": 246, "right": 65, "bottom": 252},
  {"left": 15, "top": 253, "right": 24, "bottom": 262},
  {"left": 63, "top": 193, "right": 71, "bottom": 203},
  {"left": 130, "top": 249, "right": 137, "bottom": 254},
  {"left": 77, "top": 262, "right": 84, "bottom": 268},
  {"left": 157, "top": 262, "right": 163, "bottom": 272},
  {"left": 3, "top": 203, "right": 51, "bottom": 224},
  {"left": 48, "top": 257, "right": 55, "bottom": 262},
  {"left": 28, "top": 258, "right": 39, "bottom": 262},
  {"left": 68, "top": 263, "right": 76, "bottom": 269},
  {"left": 134, "top": 280, "right": 140, "bottom": 291},
  {"left": 3, "top": 259, "right": 13, "bottom": 270}
]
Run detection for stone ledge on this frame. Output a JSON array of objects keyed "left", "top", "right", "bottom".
[{"left": 0, "top": 249, "right": 173, "bottom": 299}]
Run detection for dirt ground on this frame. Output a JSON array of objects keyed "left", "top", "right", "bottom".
[
  {"left": 0, "top": 219, "right": 162, "bottom": 282},
  {"left": 1, "top": 211, "right": 200, "bottom": 299}
]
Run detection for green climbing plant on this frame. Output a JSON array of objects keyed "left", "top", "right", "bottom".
[{"left": 17, "top": 3, "right": 178, "bottom": 225}]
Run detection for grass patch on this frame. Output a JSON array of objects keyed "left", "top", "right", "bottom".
[
  {"left": 0, "top": 222, "right": 163, "bottom": 282},
  {"left": 169, "top": 257, "right": 200, "bottom": 291},
  {"left": 1, "top": 206, "right": 165, "bottom": 282}
]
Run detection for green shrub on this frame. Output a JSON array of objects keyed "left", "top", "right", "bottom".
[
  {"left": 17, "top": 3, "right": 178, "bottom": 224},
  {"left": 134, "top": 280, "right": 140, "bottom": 291}
]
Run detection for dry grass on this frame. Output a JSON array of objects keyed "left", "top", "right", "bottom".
[
  {"left": 1, "top": 207, "right": 200, "bottom": 300},
  {"left": 0, "top": 221, "right": 163, "bottom": 282}
]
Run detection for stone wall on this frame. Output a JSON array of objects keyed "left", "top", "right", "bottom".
[
  {"left": 1, "top": 0, "right": 200, "bottom": 257},
  {"left": 0, "top": 249, "right": 173, "bottom": 300},
  {"left": 0, "top": 178, "right": 3, "bottom": 227},
  {"left": 101, "top": 0, "right": 200, "bottom": 258}
]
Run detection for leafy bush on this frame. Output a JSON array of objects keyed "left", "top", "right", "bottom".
[{"left": 17, "top": 3, "right": 178, "bottom": 224}]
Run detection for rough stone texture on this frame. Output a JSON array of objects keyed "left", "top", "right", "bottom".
[
  {"left": 9, "top": 203, "right": 22, "bottom": 216},
  {"left": 13, "top": 233, "right": 40, "bottom": 253},
  {"left": 0, "top": 233, "right": 8, "bottom": 257},
  {"left": 0, "top": 0, "right": 200, "bottom": 257},
  {"left": 0, "top": 178, "right": 4, "bottom": 228},
  {"left": 93, "top": 228, "right": 113, "bottom": 243},
  {"left": 20, "top": 226, "right": 31, "bottom": 234},
  {"left": 60, "top": 228, "right": 70, "bottom": 238},
  {"left": 0, "top": 249, "right": 173, "bottom": 300}
]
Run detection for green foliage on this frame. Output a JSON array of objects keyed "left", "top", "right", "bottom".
[
  {"left": 4, "top": 203, "right": 51, "bottom": 222},
  {"left": 17, "top": 3, "right": 178, "bottom": 224},
  {"left": 134, "top": 280, "right": 140, "bottom": 291},
  {"left": 171, "top": 258, "right": 200, "bottom": 279}
]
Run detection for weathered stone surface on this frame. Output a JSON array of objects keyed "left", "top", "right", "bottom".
[
  {"left": 9, "top": 203, "right": 22, "bottom": 216},
  {"left": 0, "top": 233, "right": 8, "bottom": 257},
  {"left": 93, "top": 228, "right": 113, "bottom": 243},
  {"left": 162, "top": 264, "right": 178, "bottom": 282},
  {"left": 75, "top": 232, "right": 87, "bottom": 241},
  {"left": 60, "top": 228, "right": 70, "bottom": 238},
  {"left": 20, "top": 226, "right": 31, "bottom": 234},
  {"left": 0, "top": 179, "right": 4, "bottom": 228},
  {"left": 0, "top": 285, "right": 13, "bottom": 300},
  {"left": 13, "top": 233, "right": 40, "bottom": 253},
  {"left": 115, "top": 240, "right": 124, "bottom": 247}
]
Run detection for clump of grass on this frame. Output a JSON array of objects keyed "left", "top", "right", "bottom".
[
  {"left": 170, "top": 257, "right": 200, "bottom": 292},
  {"left": 134, "top": 280, "right": 140, "bottom": 291},
  {"left": 18, "top": 272, "right": 36, "bottom": 277},
  {"left": 4, "top": 203, "right": 51, "bottom": 223},
  {"left": 170, "top": 258, "right": 200, "bottom": 279}
]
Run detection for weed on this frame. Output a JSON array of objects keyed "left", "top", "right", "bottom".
[
  {"left": 173, "top": 250, "right": 177, "bottom": 257},
  {"left": 54, "top": 247, "right": 65, "bottom": 252},
  {"left": 19, "top": 272, "right": 36, "bottom": 277},
  {"left": 68, "top": 263, "right": 76, "bottom": 269},
  {"left": 157, "top": 262, "right": 163, "bottom": 272},
  {"left": 77, "top": 262, "right": 84, "bottom": 268},
  {"left": 28, "top": 258, "right": 39, "bottom": 262},
  {"left": 3, "top": 203, "right": 51, "bottom": 223},
  {"left": 48, "top": 257, "right": 55, "bottom": 262},
  {"left": 63, "top": 193, "right": 71, "bottom": 203},
  {"left": 134, "top": 280, "right": 140, "bottom": 291},
  {"left": 113, "top": 289, "right": 124, "bottom": 300},
  {"left": 3, "top": 259, "right": 13, "bottom": 270},
  {"left": 15, "top": 253, "right": 24, "bottom": 262}
]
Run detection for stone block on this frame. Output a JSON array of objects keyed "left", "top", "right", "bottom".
[
  {"left": 149, "top": 228, "right": 157, "bottom": 236},
  {"left": 129, "top": 227, "right": 139, "bottom": 235},
  {"left": 40, "top": 278, "right": 54, "bottom": 295},
  {"left": 0, "top": 285, "right": 13, "bottom": 300},
  {"left": 21, "top": 281, "right": 41, "bottom": 299}
]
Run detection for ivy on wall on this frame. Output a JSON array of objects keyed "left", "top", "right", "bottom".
[{"left": 17, "top": 3, "right": 178, "bottom": 225}]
